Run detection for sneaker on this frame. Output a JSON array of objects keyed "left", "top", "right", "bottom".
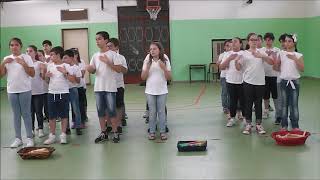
[
  {"left": 10, "top": 138, "right": 23, "bottom": 148},
  {"left": 66, "top": 128, "right": 71, "bottom": 135},
  {"left": 242, "top": 124, "right": 252, "bottom": 135},
  {"left": 76, "top": 128, "right": 82, "bottom": 135},
  {"left": 166, "top": 126, "right": 169, "bottom": 133},
  {"left": 117, "top": 126, "right": 123, "bottom": 134},
  {"left": 60, "top": 133, "right": 67, "bottom": 144},
  {"left": 223, "top": 108, "right": 229, "bottom": 114},
  {"left": 274, "top": 118, "right": 281, "bottom": 125},
  {"left": 124, "top": 113, "right": 128, "bottom": 119},
  {"left": 148, "top": 133, "right": 156, "bottom": 140},
  {"left": 106, "top": 126, "right": 112, "bottom": 134},
  {"left": 112, "top": 133, "right": 120, "bottom": 143},
  {"left": 226, "top": 118, "right": 236, "bottom": 127},
  {"left": 145, "top": 117, "right": 149, "bottom": 124},
  {"left": 143, "top": 111, "right": 149, "bottom": 118},
  {"left": 80, "top": 123, "right": 86, "bottom": 129},
  {"left": 26, "top": 138, "right": 34, "bottom": 147},
  {"left": 226, "top": 113, "right": 231, "bottom": 120},
  {"left": 160, "top": 133, "right": 167, "bottom": 140},
  {"left": 38, "top": 129, "right": 45, "bottom": 138},
  {"left": 269, "top": 105, "right": 274, "bottom": 112},
  {"left": 237, "top": 112, "right": 244, "bottom": 121},
  {"left": 94, "top": 132, "right": 108, "bottom": 143},
  {"left": 71, "top": 123, "right": 75, "bottom": 129},
  {"left": 44, "top": 134, "right": 56, "bottom": 145},
  {"left": 122, "top": 119, "right": 127, "bottom": 126},
  {"left": 256, "top": 124, "right": 266, "bottom": 134},
  {"left": 262, "top": 110, "right": 269, "bottom": 119}
]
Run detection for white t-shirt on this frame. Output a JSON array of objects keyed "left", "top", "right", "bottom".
[
  {"left": 279, "top": 51, "right": 303, "bottom": 80},
  {"left": 224, "top": 51, "right": 244, "bottom": 84},
  {"left": 260, "top": 47, "right": 280, "bottom": 77},
  {"left": 31, "top": 61, "right": 46, "bottom": 95},
  {"left": 239, "top": 50, "right": 267, "bottom": 85},
  {"left": 218, "top": 52, "right": 227, "bottom": 78},
  {"left": 47, "top": 63, "right": 70, "bottom": 94},
  {"left": 66, "top": 64, "right": 82, "bottom": 88},
  {"left": 115, "top": 53, "right": 128, "bottom": 89},
  {"left": 4, "top": 54, "right": 34, "bottom": 93},
  {"left": 90, "top": 50, "right": 121, "bottom": 92},
  {"left": 142, "top": 55, "right": 171, "bottom": 95},
  {"left": 78, "top": 59, "right": 86, "bottom": 89}
]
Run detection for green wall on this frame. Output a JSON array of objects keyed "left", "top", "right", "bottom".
[{"left": 1, "top": 17, "right": 319, "bottom": 86}]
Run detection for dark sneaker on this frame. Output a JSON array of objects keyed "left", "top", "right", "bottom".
[
  {"left": 274, "top": 118, "right": 281, "bottom": 125},
  {"left": 106, "top": 126, "right": 112, "bottom": 134},
  {"left": 112, "top": 133, "right": 120, "bottom": 143},
  {"left": 76, "top": 128, "right": 82, "bottom": 135},
  {"left": 66, "top": 128, "right": 71, "bottom": 135},
  {"left": 122, "top": 119, "right": 127, "bottom": 126},
  {"left": 117, "top": 126, "right": 123, "bottom": 134},
  {"left": 94, "top": 132, "right": 108, "bottom": 143}
]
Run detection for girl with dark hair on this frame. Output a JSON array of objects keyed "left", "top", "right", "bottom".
[
  {"left": 220, "top": 37, "right": 245, "bottom": 127},
  {"left": 275, "top": 34, "right": 304, "bottom": 131},
  {"left": 141, "top": 42, "right": 172, "bottom": 140},
  {"left": 235, "top": 33, "right": 274, "bottom": 135},
  {"left": 0, "top": 38, "right": 35, "bottom": 148},
  {"left": 27, "top": 45, "right": 46, "bottom": 138}
]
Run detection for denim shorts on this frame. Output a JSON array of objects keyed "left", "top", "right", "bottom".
[
  {"left": 47, "top": 93, "right": 70, "bottom": 119},
  {"left": 95, "top": 91, "right": 116, "bottom": 118}
]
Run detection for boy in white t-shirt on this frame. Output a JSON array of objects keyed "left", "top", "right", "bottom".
[
  {"left": 107, "top": 38, "right": 128, "bottom": 134},
  {"left": 63, "top": 49, "right": 83, "bottom": 136},
  {"left": 260, "top": 33, "right": 280, "bottom": 119},
  {"left": 86, "top": 31, "right": 122, "bottom": 143},
  {"left": 0, "top": 38, "right": 35, "bottom": 148},
  {"left": 43, "top": 46, "right": 71, "bottom": 145},
  {"left": 274, "top": 34, "right": 304, "bottom": 131},
  {"left": 216, "top": 40, "right": 232, "bottom": 116}
]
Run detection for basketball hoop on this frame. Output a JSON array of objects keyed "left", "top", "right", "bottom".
[{"left": 146, "top": 0, "right": 161, "bottom": 20}]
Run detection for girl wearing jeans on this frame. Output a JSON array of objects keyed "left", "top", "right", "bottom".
[
  {"left": 235, "top": 33, "right": 274, "bottom": 135},
  {"left": 275, "top": 34, "right": 304, "bottom": 131},
  {"left": 0, "top": 38, "right": 35, "bottom": 148},
  {"left": 141, "top": 42, "right": 172, "bottom": 140}
]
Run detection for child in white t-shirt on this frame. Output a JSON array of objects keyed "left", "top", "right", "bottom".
[
  {"left": 236, "top": 33, "right": 274, "bottom": 135},
  {"left": 86, "top": 31, "right": 122, "bottom": 143},
  {"left": 63, "top": 49, "right": 83, "bottom": 136},
  {"left": 107, "top": 38, "right": 128, "bottom": 134},
  {"left": 219, "top": 37, "right": 245, "bottom": 127},
  {"left": 216, "top": 40, "right": 232, "bottom": 116},
  {"left": 27, "top": 45, "right": 46, "bottom": 138},
  {"left": 141, "top": 42, "right": 172, "bottom": 140},
  {"left": 0, "top": 38, "right": 35, "bottom": 148},
  {"left": 275, "top": 34, "right": 304, "bottom": 131},
  {"left": 43, "top": 46, "right": 70, "bottom": 145}
]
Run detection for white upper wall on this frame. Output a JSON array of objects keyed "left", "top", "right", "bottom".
[{"left": 1, "top": 0, "right": 319, "bottom": 27}]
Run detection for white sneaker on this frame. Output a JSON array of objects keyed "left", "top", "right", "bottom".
[
  {"left": 256, "top": 124, "right": 266, "bottom": 134},
  {"left": 10, "top": 138, "right": 23, "bottom": 148},
  {"left": 26, "top": 138, "right": 34, "bottom": 147},
  {"left": 44, "top": 134, "right": 56, "bottom": 145},
  {"left": 242, "top": 124, "right": 252, "bottom": 135},
  {"left": 143, "top": 111, "right": 149, "bottom": 118},
  {"left": 38, "top": 129, "right": 45, "bottom": 138},
  {"left": 226, "top": 118, "right": 235, "bottom": 127},
  {"left": 60, "top": 133, "right": 67, "bottom": 144}
]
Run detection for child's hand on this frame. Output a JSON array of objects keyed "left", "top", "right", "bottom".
[
  {"left": 158, "top": 61, "right": 167, "bottom": 71},
  {"left": 252, "top": 51, "right": 263, "bottom": 58},
  {"left": 286, "top": 54, "right": 298, "bottom": 61},
  {"left": 2, "top": 57, "right": 14, "bottom": 65},
  {"left": 46, "top": 71, "right": 53, "bottom": 78},
  {"left": 99, "top": 55, "right": 112, "bottom": 66},
  {"left": 229, "top": 54, "right": 238, "bottom": 61},
  {"left": 15, "top": 57, "right": 27, "bottom": 67},
  {"left": 56, "top": 66, "right": 67, "bottom": 74}
]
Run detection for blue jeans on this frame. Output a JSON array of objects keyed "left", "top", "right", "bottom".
[
  {"left": 8, "top": 91, "right": 33, "bottom": 139},
  {"left": 220, "top": 78, "right": 230, "bottom": 111},
  {"left": 69, "top": 88, "right": 81, "bottom": 128},
  {"left": 146, "top": 94, "right": 167, "bottom": 133},
  {"left": 275, "top": 83, "right": 282, "bottom": 120},
  {"left": 95, "top": 91, "right": 116, "bottom": 118},
  {"left": 280, "top": 79, "right": 300, "bottom": 129}
]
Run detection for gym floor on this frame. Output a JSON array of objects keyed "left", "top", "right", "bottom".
[{"left": 1, "top": 78, "right": 320, "bottom": 179}]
